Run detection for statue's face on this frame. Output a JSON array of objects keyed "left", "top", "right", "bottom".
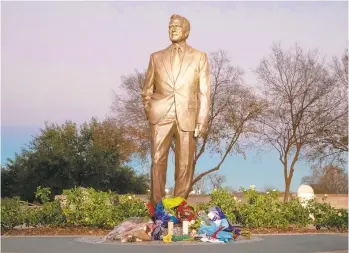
[{"left": 169, "top": 19, "right": 187, "bottom": 43}]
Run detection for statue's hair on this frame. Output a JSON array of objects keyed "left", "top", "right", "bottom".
[{"left": 170, "top": 14, "right": 190, "bottom": 38}]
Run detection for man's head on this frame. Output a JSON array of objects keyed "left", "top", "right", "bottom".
[{"left": 169, "top": 14, "right": 190, "bottom": 43}]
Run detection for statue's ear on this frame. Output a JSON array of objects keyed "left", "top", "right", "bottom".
[{"left": 184, "top": 30, "right": 190, "bottom": 39}]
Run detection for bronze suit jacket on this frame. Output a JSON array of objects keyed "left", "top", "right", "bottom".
[{"left": 142, "top": 44, "right": 210, "bottom": 131}]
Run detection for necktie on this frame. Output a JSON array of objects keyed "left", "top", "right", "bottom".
[{"left": 172, "top": 46, "right": 181, "bottom": 82}]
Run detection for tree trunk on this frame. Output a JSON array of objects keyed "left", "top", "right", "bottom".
[
  {"left": 284, "top": 147, "right": 298, "bottom": 202},
  {"left": 284, "top": 179, "right": 291, "bottom": 202}
]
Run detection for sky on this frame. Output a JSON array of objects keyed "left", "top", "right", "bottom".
[{"left": 1, "top": 1, "right": 348, "bottom": 192}]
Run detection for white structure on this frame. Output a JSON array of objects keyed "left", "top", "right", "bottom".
[
  {"left": 297, "top": 184, "right": 315, "bottom": 220},
  {"left": 297, "top": 184, "right": 315, "bottom": 204}
]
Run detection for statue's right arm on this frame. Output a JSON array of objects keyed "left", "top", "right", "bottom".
[{"left": 142, "top": 55, "right": 155, "bottom": 119}]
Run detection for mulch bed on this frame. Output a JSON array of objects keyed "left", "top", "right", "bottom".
[
  {"left": 3, "top": 226, "right": 111, "bottom": 236},
  {"left": 2, "top": 226, "right": 347, "bottom": 236},
  {"left": 248, "top": 227, "right": 347, "bottom": 234}
]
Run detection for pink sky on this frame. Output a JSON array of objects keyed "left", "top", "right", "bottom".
[{"left": 2, "top": 1, "right": 347, "bottom": 127}]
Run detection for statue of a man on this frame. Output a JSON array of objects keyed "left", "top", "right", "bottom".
[{"left": 142, "top": 14, "right": 210, "bottom": 205}]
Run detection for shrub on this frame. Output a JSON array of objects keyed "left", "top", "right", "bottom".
[
  {"left": 21, "top": 186, "right": 65, "bottom": 227},
  {"left": 1, "top": 197, "right": 26, "bottom": 232},
  {"left": 61, "top": 187, "right": 115, "bottom": 227},
  {"left": 308, "top": 197, "right": 348, "bottom": 230},
  {"left": 38, "top": 200, "right": 66, "bottom": 226},
  {"left": 35, "top": 186, "right": 52, "bottom": 204},
  {"left": 281, "top": 197, "right": 311, "bottom": 227},
  {"left": 112, "top": 194, "right": 148, "bottom": 223},
  {"left": 11, "top": 201, "right": 65, "bottom": 228},
  {"left": 327, "top": 208, "right": 348, "bottom": 230},
  {"left": 237, "top": 187, "right": 289, "bottom": 228},
  {"left": 61, "top": 187, "right": 148, "bottom": 228},
  {"left": 194, "top": 202, "right": 210, "bottom": 213},
  {"left": 208, "top": 188, "right": 238, "bottom": 223},
  {"left": 23, "top": 206, "right": 42, "bottom": 227}
]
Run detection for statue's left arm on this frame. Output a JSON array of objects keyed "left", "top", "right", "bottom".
[{"left": 196, "top": 52, "right": 211, "bottom": 130}]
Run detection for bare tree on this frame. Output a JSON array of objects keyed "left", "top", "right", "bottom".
[
  {"left": 192, "top": 172, "right": 208, "bottom": 194},
  {"left": 111, "top": 50, "right": 264, "bottom": 190},
  {"left": 111, "top": 70, "right": 151, "bottom": 173},
  {"left": 190, "top": 51, "right": 264, "bottom": 187},
  {"left": 208, "top": 173, "right": 227, "bottom": 190},
  {"left": 305, "top": 49, "right": 348, "bottom": 166},
  {"left": 255, "top": 42, "right": 345, "bottom": 202},
  {"left": 333, "top": 49, "right": 348, "bottom": 88},
  {"left": 301, "top": 164, "right": 348, "bottom": 194}
]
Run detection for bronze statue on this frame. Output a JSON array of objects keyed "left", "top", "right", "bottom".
[{"left": 142, "top": 14, "right": 210, "bottom": 205}]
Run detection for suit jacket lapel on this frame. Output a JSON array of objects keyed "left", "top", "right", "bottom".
[
  {"left": 160, "top": 44, "right": 194, "bottom": 86},
  {"left": 175, "top": 46, "right": 194, "bottom": 84},
  {"left": 161, "top": 47, "right": 175, "bottom": 86}
]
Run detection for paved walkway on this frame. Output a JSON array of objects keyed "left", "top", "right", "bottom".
[{"left": 1, "top": 234, "right": 348, "bottom": 253}]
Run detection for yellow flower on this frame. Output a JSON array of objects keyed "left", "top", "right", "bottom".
[
  {"left": 338, "top": 212, "right": 342, "bottom": 217},
  {"left": 163, "top": 234, "right": 172, "bottom": 243}
]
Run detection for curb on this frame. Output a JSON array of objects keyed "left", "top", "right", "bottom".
[
  {"left": 74, "top": 236, "right": 265, "bottom": 246},
  {"left": 312, "top": 251, "right": 348, "bottom": 253}
]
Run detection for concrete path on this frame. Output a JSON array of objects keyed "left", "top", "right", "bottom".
[{"left": 1, "top": 234, "right": 348, "bottom": 253}]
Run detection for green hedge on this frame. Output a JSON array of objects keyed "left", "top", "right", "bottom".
[
  {"left": 1, "top": 187, "right": 347, "bottom": 232},
  {"left": 196, "top": 188, "right": 347, "bottom": 229},
  {"left": 1, "top": 186, "right": 148, "bottom": 232},
  {"left": 61, "top": 187, "right": 148, "bottom": 227}
]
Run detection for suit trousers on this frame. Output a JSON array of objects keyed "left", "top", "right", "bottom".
[{"left": 150, "top": 103, "right": 196, "bottom": 205}]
